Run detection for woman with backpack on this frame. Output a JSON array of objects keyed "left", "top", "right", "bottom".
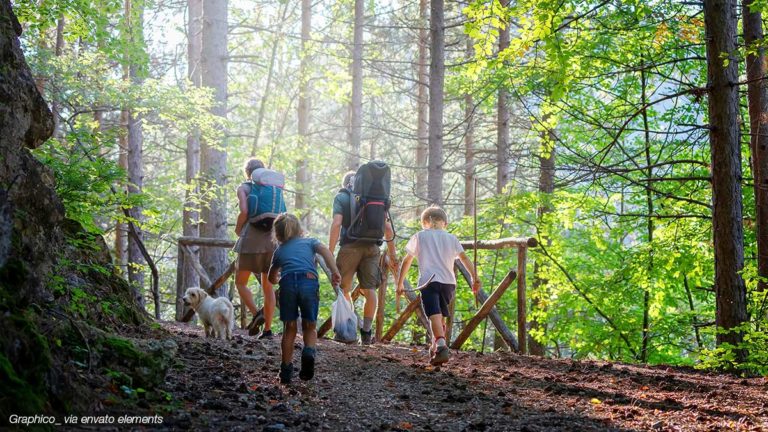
[{"left": 234, "top": 158, "right": 276, "bottom": 339}]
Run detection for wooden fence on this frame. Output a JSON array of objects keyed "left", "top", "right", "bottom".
[{"left": 175, "top": 235, "right": 536, "bottom": 353}]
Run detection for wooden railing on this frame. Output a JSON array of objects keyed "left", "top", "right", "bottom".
[{"left": 175, "top": 235, "right": 536, "bottom": 353}]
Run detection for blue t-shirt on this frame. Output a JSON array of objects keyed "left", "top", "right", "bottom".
[{"left": 271, "top": 237, "right": 322, "bottom": 276}]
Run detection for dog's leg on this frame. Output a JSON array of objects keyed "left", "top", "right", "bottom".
[{"left": 204, "top": 323, "right": 212, "bottom": 338}]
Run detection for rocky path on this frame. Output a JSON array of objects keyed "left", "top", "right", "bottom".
[{"left": 154, "top": 322, "right": 767, "bottom": 431}]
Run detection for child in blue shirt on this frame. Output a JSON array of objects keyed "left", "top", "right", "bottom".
[{"left": 268, "top": 213, "right": 341, "bottom": 384}]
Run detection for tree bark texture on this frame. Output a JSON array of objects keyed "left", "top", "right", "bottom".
[
  {"left": 427, "top": 0, "right": 444, "bottom": 206},
  {"left": 464, "top": 38, "right": 475, "bottom": 217},
  {"left": 496, "top": 0, "right": 510, "bottom": 194},
  {"left": 704, "top": 0, "right": 747, "bottom": 358},
  {"left": 183, "top": 0, "right": 202, "bottom": 292},
  {"left": 415, "top": 0, "right": 429, "bottom": 210},
  {"left": 200, "top": 0, "right": 229, "bottom": 294},
  {"left": 124, "top": 0, "right": 145, "bottom": 308},
  {"left": 348, "top": 0, "right": 363, "bottom": 171},
  {"left": 742, "top": 0, "right": 768, "bottom": 295},
  {"left": 296, "top": 0, "right": 310, "bottom": 225},
  {"left": 530, "top": 121, "right": 555, "bottom": 357}
]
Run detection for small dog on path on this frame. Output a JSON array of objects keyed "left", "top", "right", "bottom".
[{"left": 182, "top": 287, "right": 234, "bottom": 340}]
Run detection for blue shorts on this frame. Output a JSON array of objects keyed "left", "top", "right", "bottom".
[
  {"left": 420, "top": 282, "right": 455, "bottom": 317},
  {"left": 279, "top": 272, "right": 320, "bottom": 322}
]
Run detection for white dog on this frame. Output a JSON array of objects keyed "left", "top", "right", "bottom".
[{"left": 182, "top": 288, "right": 234, "bottom": 340}]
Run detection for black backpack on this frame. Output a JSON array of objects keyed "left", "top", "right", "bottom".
[{"left": 342, "top": 161, "right": 393, "bottom": 244}]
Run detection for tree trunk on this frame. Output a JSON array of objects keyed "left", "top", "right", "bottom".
[
  {"left": 123, "top": 0, "right": 145, "bottom": 309},
  {"left": 184, "top": 0, "right": 202, "bottom": 291},
  {"left": 463, "top": 38, "right": 474, "bottom": 217},
  {"left": 200, "top": 0, "right": 229, "bottom": 294},
  {"left": 495, "top": 0, "right": 510, "bottom": 194},
  {"left": 427, "top": 0, "right": 444, "bottom": 206},
  {"left": 415, "top": 0, "right": 429, "bottom": 210},
  {"left": 640, "top": 63, "right": 653, "bottom": 363},
  {"left": 115, "top": 110, "right": 128, "bottom": 279},
  {"left": 50, "top": 15, "right": 64, "bottom": 139},
  {"left": 743, "top": 0, "right": 768, "bottom": 296},
  {"left": 252, "top": 2, "right": 289, "bottom": 155},
  {"left": 296, "top": 0, "right": 311, "bottom": 226},
  {"left": 704, "top": 0, "right": 747, "bottom": 361},
  {"left": 530, "top": 120, "right": 555, "bottom": 357},
  {"left": 348, "top": 0, "right": 363, "bottom": 171}
]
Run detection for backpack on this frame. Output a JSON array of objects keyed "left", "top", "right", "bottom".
[
  {"left": 342, "top": 161, "right": 393, "bottom": 244},
  {"left": 246, "top": 168, "right": 286, "bottom": 229}
]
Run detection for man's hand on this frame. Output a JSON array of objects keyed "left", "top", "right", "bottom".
[{"left": 331, "top": 271, "right": 341, "bottom": 287}]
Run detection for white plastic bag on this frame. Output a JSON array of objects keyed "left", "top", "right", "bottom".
[{"left": 331, "top": 290, "right": 359, "bottom": 343}]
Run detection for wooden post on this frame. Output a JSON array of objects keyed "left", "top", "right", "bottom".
[
  {"left": 181, "top": 260, "right": 236, "bottom": 322},
  {"left": 451, "top": 270, "right": 516, "bottom": 350},
  {"left": 517, "top": 246, "right": 527, "bottom": 354},
  {"left": 180, "top": 244, "right": 212, "bottom": 287},
  {"left": 446, "top": 295, "right": 455, "bottom": 343},
  {"left": 376, "top": 256, "right": 388, "bottom": 342},
  {"left": 175, "top": 243, "right": 186, "bottom": 321},
  {"left": 455, "top": 260, "right": 519, "bottom": 351},
  {"left": 382, "top": 295, "right": 421, "bottom": 342}
]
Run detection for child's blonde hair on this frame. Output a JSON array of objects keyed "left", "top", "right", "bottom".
[
  {"left": 420, "top": 205, "right": 448, "bottom": 229},
  {"left": 273, "top": 213, "right": 303, "bottom": 243}
]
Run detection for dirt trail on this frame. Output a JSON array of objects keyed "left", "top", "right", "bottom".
[{"left": 151, "top": 322, "right": 767, "bottom": 431}]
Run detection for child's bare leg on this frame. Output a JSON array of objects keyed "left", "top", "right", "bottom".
[
  {"left": 281, "top": 321, "right": 298, "bottom": 364},
  {"left": 302, "top": 320, "right": 317, "bottom": 349}
]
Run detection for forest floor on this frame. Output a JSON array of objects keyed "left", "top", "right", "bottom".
[{"left": 99, "top": 322, "right": 768, "bottom": 431}]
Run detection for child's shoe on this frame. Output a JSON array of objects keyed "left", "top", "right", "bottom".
[
  {"left": 360, "top": 329, "right": 373, "bottom": 345},
  {"left": 299, "top": 347, "right": 316, "bottom": 381},
  {"left": 430, "top": 345, "right": 450, "bottom": 365},
  {"left": 279, "top": 362, "right": 293, "bottom": 384}
]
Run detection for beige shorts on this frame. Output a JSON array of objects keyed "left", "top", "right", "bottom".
[
  {"left": 336, "top": 243, "right": 381, "bottom": 290},
  {"left": 237, "top": 252, "right": 272, "bottom": 274}
]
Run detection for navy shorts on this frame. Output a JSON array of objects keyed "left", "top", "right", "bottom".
[
  {"left": 278, "top": 272, "right": 320, "bottom": 322},
  {"left": 420, "top": 282, "right": 455, "bottom": 317}
]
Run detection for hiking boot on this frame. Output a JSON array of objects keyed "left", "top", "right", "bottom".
[
  {"left": 258, "top": 329, "right": 273, "bottom": 340},
  {"left": 299, "top": 347, "right": 316, "bottom": 381},
  {"left": 279, "top": 362, "right": 293, "bottom": 384},
  {"left": 430, "top": 345, "right": 450, "bottom": 366},
  {"left": 247, "top": 314, "right": 265, "bottom": 336},
  {"left": 360, "top": 329, "right": 373, "bottom": 345}
]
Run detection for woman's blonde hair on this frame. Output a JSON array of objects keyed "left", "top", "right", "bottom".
[
  {"left": 243, "top": 158, "right": 265, "bottom": 179},
  {"left": 273, "top": 213, "right": 303, "bottom": 243},
  {"left": 420, "top": 205, "right": 448, "bottom": 228}
]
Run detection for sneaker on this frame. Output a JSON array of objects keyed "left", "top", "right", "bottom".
[
  {"left": 279, "top": 362, "right": 293, "bottom": 384},
  {"left": 258, "top": 329, "right": 273, "bottom": 340},
  {"left": 360, "top": 329, "right": 373, "bottom": 345},
  {"left": 430, "top": 345, "right": 450, "bottom": 366},
  {"left": 299, "top": 347, "right": 316, "bottom": 381}
]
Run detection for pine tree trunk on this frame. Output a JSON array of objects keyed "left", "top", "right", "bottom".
[
  {"left": 115, "top": 110, "right": 128, "bottom": 279},
  {"left": 296, "top": 0, "right": 311, "bottom": 226},
  {"left": 50, "top": 15, "right": 64, "bottom": 139},
  {"left": 463, "top": 38, "right": 474, "bottom": 217},
  {"left": 743, "top": 0, "right": 768, "bottom": 296},
  {"left": 530, "top": 122, "right": 555, "bottom": 357},
  {"left": 348, "top": 0, "right": 363, "bottom": 171},
  {"left": 640, "top": 63, "right": 654, "bottom": 363},
  {"left": 415, "top": 0, "right": 429, "bottom": 211},
  {"left": 427, "top": 0, "right": 444, "bottom": 206},
  {"left": 704, "top": 0, "right": 748, "bottom": 361},
  {"left": 183, "top": 0, "right": 202, "bottom": 292},
  {"left": 200, "top": 0, "right": 229, "bottom": 294},
  {"left": 496, "top": 0, "right": 510, "bottom": 194}
]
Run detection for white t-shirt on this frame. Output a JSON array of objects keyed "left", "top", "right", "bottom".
[{"left": 405, "top": 228, "right": 465, "bottom": 286}]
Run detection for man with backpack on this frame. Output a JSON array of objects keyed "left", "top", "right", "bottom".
[
  {"left": 328, "top": 162, "right": 397, "bottom": 344},
  {"left": 233, "top": 158, "right": 286, "bottom": 339}
]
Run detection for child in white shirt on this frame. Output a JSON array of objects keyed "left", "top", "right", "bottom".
[{"left": 397, "top": 206, "right": 480, "bottom": 365}]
